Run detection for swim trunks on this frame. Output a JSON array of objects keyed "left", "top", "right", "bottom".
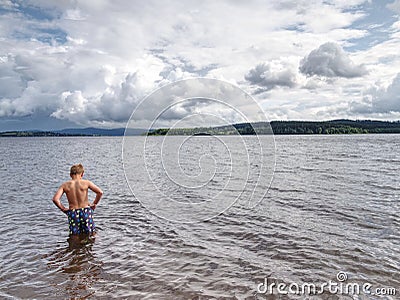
[{"left": 66, "top": 207, "right": 95, "bottom": 235}]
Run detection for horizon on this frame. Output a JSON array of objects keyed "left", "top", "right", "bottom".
[
  {"left": 2, "top": 118, "right": 400, "bottom": 133},
  {"left": 1, "top": 1, "right": 400, "bottom": 131}
]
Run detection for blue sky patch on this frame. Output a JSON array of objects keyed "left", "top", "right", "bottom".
[{"left": 345, "top": 0, "right": 398, "bottom": 51}]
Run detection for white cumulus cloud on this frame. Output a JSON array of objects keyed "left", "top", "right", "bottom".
[
  {"left": 350, "top": 73, "right": 400, "bottom": 114},
  {"left": 245, "top": 60, "right": 298, "bottom": 92},
  {"left": 299, "top": 42, "right": 368, "bottom": 78},
  {"left": 1, "top": 0, "right": 400, "bottom": 128}
]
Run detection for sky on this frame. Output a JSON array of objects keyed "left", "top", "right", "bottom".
[{"left": 0, "top": 0, "right": 400, "bottom": 130}]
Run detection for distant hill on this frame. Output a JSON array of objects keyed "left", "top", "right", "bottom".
[
  {"left": 1, "top": 120, "right": 400, "bottom": 137},
  {"left": 270, "top": 119, "right": 400, "bottom": 134},
  {"left": 55, "top": 127, "right": 146, "bottom": 136},
  {"left": 0, "top": 131, "right": 80, "bottom": 137},
  {"left": 0, "top": 127, "right": 146, "bottom": 137},
  {"left": 148, "top": 119, "right": 400, "bottom": 135}
]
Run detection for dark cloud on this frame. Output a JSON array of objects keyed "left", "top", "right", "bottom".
[
  {"left": 350, "top": 73, "right": 400, "bottom": 114},
  {"left": 299, "top": 42, "right": 368, "bottom": 78},
  {"left": 245, "top": 61, "right": 297, "bottom": 91},
  {"left": 51, "top": 70, "right": 153, "bottom": 125},
  {"left": 0, "top": 0, "right": 398, "bottom": 130}
]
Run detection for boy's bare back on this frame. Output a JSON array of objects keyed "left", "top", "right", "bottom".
[
  {"left": 53, "top": 164, "right": 103, "bottom": 235},
  {"left": 52, "top": 164, "right": 103, "bottom": 213},
  {"left": 62, "top": 179, "right": 101, "bottom": 209}
]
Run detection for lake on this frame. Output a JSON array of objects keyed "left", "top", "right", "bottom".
[{"left": 0, "top": 135, "right": 398, "bottom": 299}]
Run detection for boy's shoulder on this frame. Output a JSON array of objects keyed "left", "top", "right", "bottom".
[
  {"left": 61, "top": 179, "right": 91, "bottom": 186},
  {"left": 61, "top": 180, "right": 72, "bottom": 186},
  {"left": 80, "top": 179, "right": 93, "bottom": 187}
]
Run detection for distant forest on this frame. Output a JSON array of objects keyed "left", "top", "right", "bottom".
[
  {"left": 0, "top": 131, "right": 88, "bottom": 137},
  {"left": 2, "top": 120, "right": 400, "bottom": 137},
  {"left": 148, "top": 120, "right": 400, "bottom": 136}
]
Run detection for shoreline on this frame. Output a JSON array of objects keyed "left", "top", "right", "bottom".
[{"left": 2, "top": 119, "right": 400, "bottom": 137}]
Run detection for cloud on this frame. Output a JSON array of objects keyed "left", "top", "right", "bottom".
[
  {"left": 0, "top": 55, "right": 26, "bottom": 99},
  {"left": 245, "top": 60, "right": 297, "bottom": 92},
  {"left": 0, "top": 0, "right": 17, "bottom": 10},
  {"left": 1, "top": 0, "right": 400, "bottom": 129},
  {"left": 350, "top": 73, "right": 400, "bottom": 114},
  {"left": 0, "top": 50, "right": 69, "bottom": 117},
  {"left": 387, "top": 0, "right": 400, "bottom": 14},
  {"left": 51, "top": 91, "right": 90, "bottom": 121},
  {"left": 299, "top": 42, "right": 368, "bottom": 78},
  {"left": 50, "top": 56, "right": 176, "bottom": 126}
]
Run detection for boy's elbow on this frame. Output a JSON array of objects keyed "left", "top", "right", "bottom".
[{"left": 99, "top": 190, "right": 104, "bottom": 196}]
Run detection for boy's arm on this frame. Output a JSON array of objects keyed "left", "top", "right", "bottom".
[
  {"left": 88, "top": 181, "right": 103, "bottom": 210},
  {"left": 52, "top": 185, "right": 69, "bottom": 213}
]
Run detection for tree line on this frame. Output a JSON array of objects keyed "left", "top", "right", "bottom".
[{"left": 147, "top": 120, "right": 400, "bottom": 135}]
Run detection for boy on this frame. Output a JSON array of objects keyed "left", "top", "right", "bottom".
[{"left": 52, "top": 164, "right": 103, "bottom": 235}]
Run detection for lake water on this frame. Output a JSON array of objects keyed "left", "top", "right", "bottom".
[{"left": 0, "top": 135, "right": 398, "bottom": 299}]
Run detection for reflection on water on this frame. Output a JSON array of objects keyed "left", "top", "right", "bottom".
[{"left": 45, "top": 234, "right": 102, "bottom": 299}]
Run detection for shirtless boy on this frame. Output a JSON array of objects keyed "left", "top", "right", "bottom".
[{"left": 52, "top": 164, "right": 103, "bottom": 235}]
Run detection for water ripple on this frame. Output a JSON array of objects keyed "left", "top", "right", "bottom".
[{"left": 0, "top": 135, "right": 398, "bottom": 299}]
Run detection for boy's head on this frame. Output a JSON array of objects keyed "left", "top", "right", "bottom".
[{"left": 70, "top": 163, "right": 84, "bottom": 177}]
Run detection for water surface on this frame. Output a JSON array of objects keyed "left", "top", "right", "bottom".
[{"left": 0, "top": 135, "right": 398, "bottom": 299}]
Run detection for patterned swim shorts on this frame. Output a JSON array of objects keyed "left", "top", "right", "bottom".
[{"left": 66, "top": 207, "right": 95, "bottom": 235}]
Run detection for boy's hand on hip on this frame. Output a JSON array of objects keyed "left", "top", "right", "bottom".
[{"left": 90, "top": 203, "right": 97, "bottom": 210}]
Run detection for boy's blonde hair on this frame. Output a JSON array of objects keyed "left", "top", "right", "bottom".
[{"left": 70, "top": 163, "right": 84, "bottom": 176}]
